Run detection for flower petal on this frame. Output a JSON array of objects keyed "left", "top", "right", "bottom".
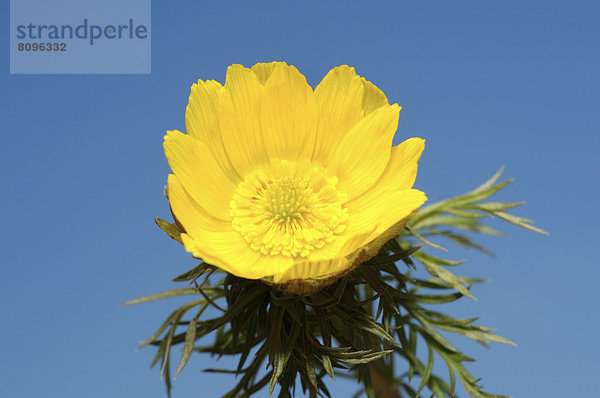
[
  {"left": 164, "top": 130, "right": 236, "bottom": 220},
  {"left": 253, "top": 254, "right": 295, "bottom": 278},
  {"left": 186, "top": 79, "right": 221, "bottom": 141},
  {"left": 345, "top": 188, "right": 427, "bottom": 238},
  {"left": 306, "top": 225, "right": 375, "bottom": 263},
  {"left": 181, "top": 230, "right": 294, "bottom": 280},
  {"left": 328, "top": 104, "right": 402, "bottom": 200},
  {"left": 251, "top": 61, "right": 279, "bottom": 84},
  {"left": 185, "top": 79, "right": 241, "bottom": 181},
  {"left": 377, "top": 137, "right": 425, "bottom": 191},
  {"left": 278, "top": 207, "right": 421, "bottom": 296},
  {"left": 312, "top": 66, "right": 365, "bottom": 164},
  {"left": 360, "top": 207, "right": 420, "bottom": 259},
  {"left": 167, "top": 174, "right": 230, "bottom": 233},
  {"left": 181, "top": 232, "right": 265, "bottom": 279},
  {"left": 361, "top": 77, "right": 388, "bottom": 115},
  {"left": 342, "top": 137, "right": 425, "bottom": 240},
  {"left": 260, "top": 62, "right": 317, "bottom": 160},
  {"left": 274, "top": 234, "right": 368, "bottom": 283},
  {"left": 296, "top": 136, "right": 425, "bottom": 277},
  {"left": 218, "top": 64, "right": 269, "bottom": 178}
]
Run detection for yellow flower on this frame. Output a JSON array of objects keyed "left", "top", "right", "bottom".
[{"left": 164, "top": 62, "right": 427, "bottom": 293}]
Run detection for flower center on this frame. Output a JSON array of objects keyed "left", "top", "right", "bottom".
[{"left": 230, "top": 159, "right": 348, "bottom": 257}]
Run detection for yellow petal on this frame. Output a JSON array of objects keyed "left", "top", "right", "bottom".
[
  {"left": 185, "top": 79, "right": 241, "bottom": 181},
  {"left": 274, "top": 232, "right": 372, "bottom": 292},
  {"left": 345, "top": 188, "right": 427, "bottom": 238},
  {"left": 312, "top": 66, "right": 365, "bottom": 164},
  {"left": 360, "top": 207, "right": 420, "bottom": 259},
  {"left": 343, "top": 137, "right": 425, "bottom": 240},
  {"left": 164, "top": 130, "right": 236, "bottom": 220},
  {"left": 165, "top": 64, "right": 428, "bottom": 290},
  {"left": 253, "top": 254, "right": 295, "bottom": 278},
  {"left": 181, "top": 232, "right": 266, "bottom": 279},
  {"left": 306, "top": 225, "right": 375, "bottom": 263},
  {"left": 186, "top": 79, "right": 221, "bottom": 141},
  {"left": 276, "top": 257, "right": 349, "bottom": 285},
  {"left": 167, "top": 174, "right": 230, "bottom": 233},
  {"left": 361, "top": 77, "right": 389, "bottom": 115},
  {"left": 329, "top": 104, "right": 401, "bottom": 200},
  {"left": 182, "top": 229, "right": 294, "bottom": 280},
  {"left": 275, "top": 232, "right": 369, "bottom": 281},
  {"left": 251, "top": 61, "right": 280, "bottom": 84},
  {"left": 260, "top": 62, "right": 317, "bottom": 160},
  {"left": 378, "top": 137, "right": 425, "bottom": 191},
  {"left": 279, "top": 208, "right": 421, "bottom": 297},
  {"left": 218, "top": 64, "right": 269, "bottom": 178}
]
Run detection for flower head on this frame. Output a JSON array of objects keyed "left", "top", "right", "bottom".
[{"left": 164, "top": 62, "right": 426, "bottom": 293}]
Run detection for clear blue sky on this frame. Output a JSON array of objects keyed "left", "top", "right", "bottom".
[{"left": 1, "top": 1, "right": 599, "bottom": 397}]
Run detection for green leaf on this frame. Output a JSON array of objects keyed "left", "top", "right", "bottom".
[
  {"left": 407, "top": 311, "right": 460, "bottom": 354},
  {"left": 408, "top": 327, "right": 417, "bottom": 381},
  {"left": 448, "top": 366, "right": 456, "bottom": 394},
  {"left": 410, "top": 167, "right": 510, "bottom": 225},
  {"left": 304, "top": 354, "right": 319, "bottom": 393},
  {"left": 434, "top": 323, "right": 516, "bottom": 346},
  {"left": 332, "top": 305, "right": 399, "bottom": 346},
  {"left": 411, "top": 276, "right": 488, "bottom": 290},
  {"left": 413, "top": 251, "right": 465, "bottom": 267},
  {"left": 414, "top": 291, "right": 464, "bottom": 304},
  {"left": 406, "top": 226, "right": 448, "bottom": 251},
  {"left": 122, "top": 287, "right": 203, "bottom": 306},
  {"left": 464, "top": 201, "right": 525, "bottom": 211},
  {"left": 138, "top": 299, "right": 206, "bottom": 350},
  {"left": 268, "top": 305, "right": 293, "bottom": 395},
  {"left": 174, "top": 316, "right": 198, "bottom": 378},
  {"left": 207, "top": 284, "right": 268, "bottom": 333},
  {"left": 150, "top": 337, "right": 167, "bottom": 369},
  {"left": 417, "top": 346, "right": 434, "bottom": 394},
  {"left": 337, "top": 350, "right": 393, "bottom": 365},
  {"left": 366, "top": 245, "right": 421, "bottom": 265},
  {"left": 161, "top": 304, "right": 189, "bottom": 378},
  {"left": 490, "top": 211, "right": 548, "bottom": 234},
  {"left": 418, "top": 259, "right": 476, "bottom": 300},
  {"left": 322, "top": 355, "right": 335, "bottom": 380},
  {"left": 171, "top": 262, "right": 215, "bottom": 282},
  {"left": 155, "top": 217, "right": 183, "bottom": 244},
  {"left": 414, "top": 216, "right": 504, "bottom": 237},
  {"left": 137, "top": 167, "right": 546, "bottom": 398},
  {"left": 236, "top": 315, "right": 258, "bottom": 373},
  {"left": 426, "top": 228, "right": 494, "bottom": 256}
]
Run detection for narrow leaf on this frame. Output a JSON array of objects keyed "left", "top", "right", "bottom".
[
  {"left": 417, "top": 346, "right": 434, "bottom": 394},
  {"left": 122, "top": 287, "right": 202, "bottom": 306},
  {"left": 419, "top": 259, "right": 476, "bottom": 300},
  {"left": 174, "top": 317, "right": 198, "bottom": 378},
  {"left": 407, "top": 226, "right": 448, "bottom": 251},
  {"left": 155, "top": 217, "right": 184, "bottom": 244}
]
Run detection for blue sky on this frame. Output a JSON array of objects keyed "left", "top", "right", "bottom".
[{"left": 1, "top": 1, "right": 599, "bottom": 397}]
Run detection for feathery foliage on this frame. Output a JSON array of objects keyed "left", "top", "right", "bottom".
[{"left": 124, "top": 168, "right": 545, "bottom": 397}]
